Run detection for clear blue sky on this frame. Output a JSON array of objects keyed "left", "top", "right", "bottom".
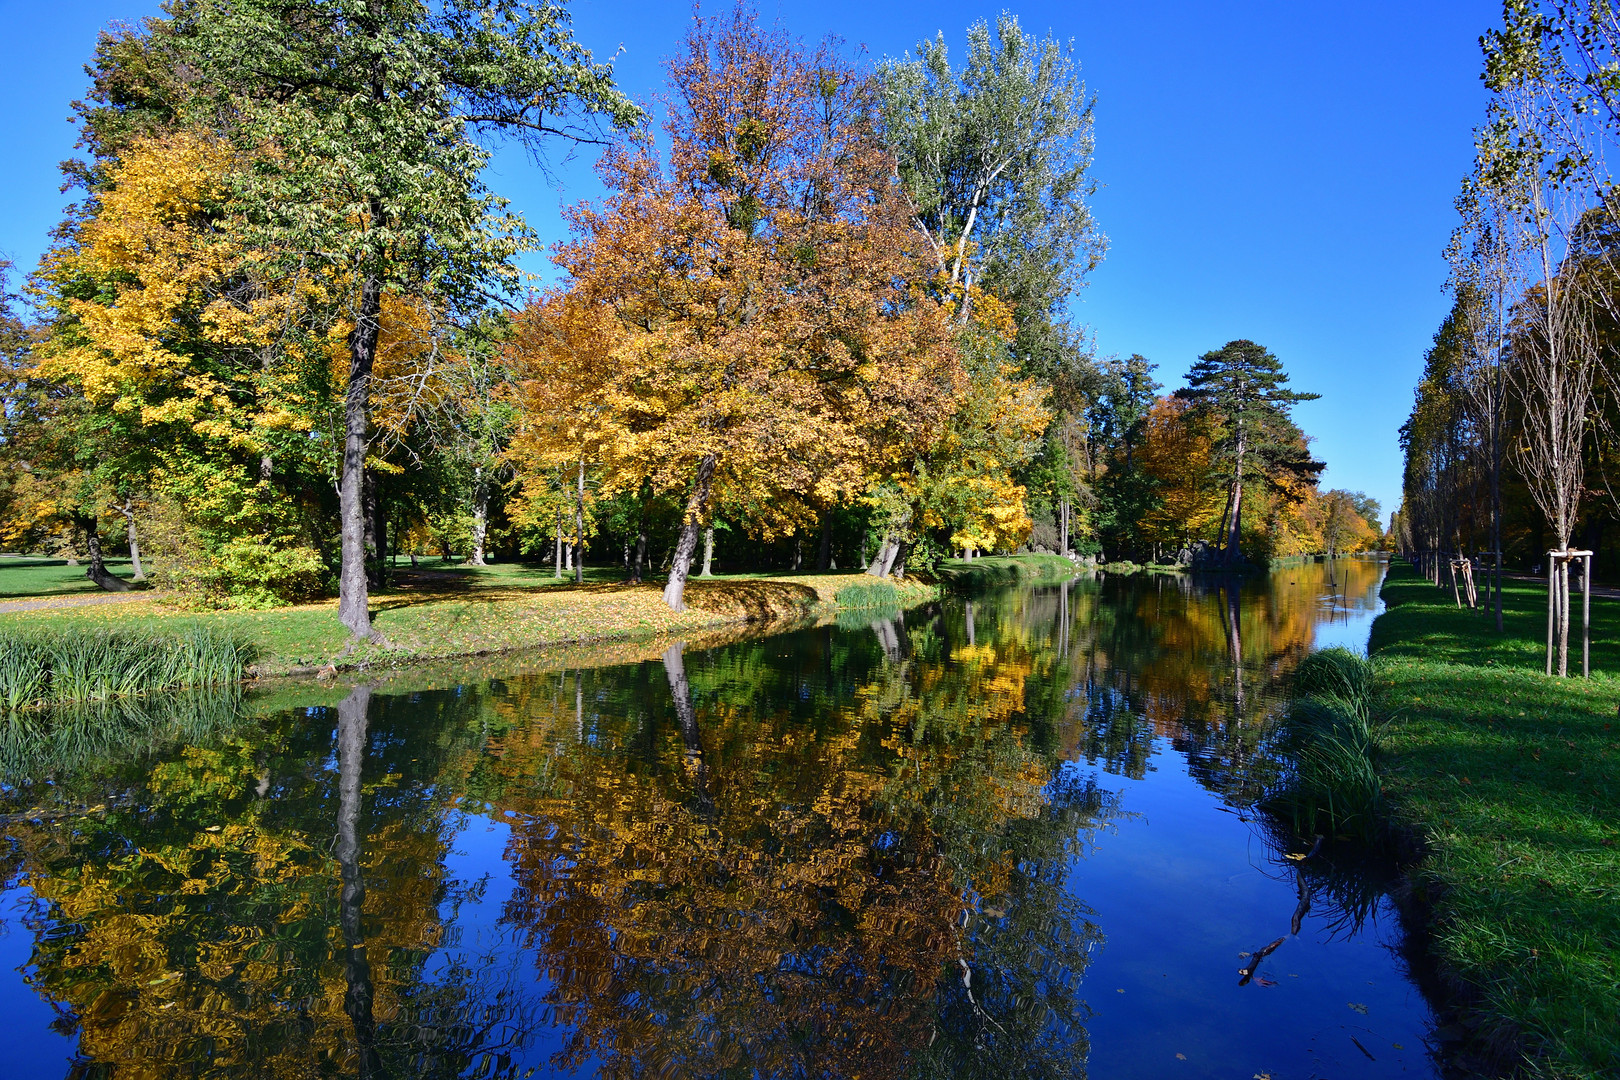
[{"left": 0, "top": 0, "right": 1497, "bottom": 525}]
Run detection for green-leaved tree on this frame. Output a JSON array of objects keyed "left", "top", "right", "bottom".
[{"left": 179, "top": 0, "right": 638, "bottom": 637}]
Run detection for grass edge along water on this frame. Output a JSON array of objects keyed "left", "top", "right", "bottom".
[
  {"left": 1263, "top": 647, "right": 1385, "bottom": 845},
  {"left": 1, "top": 625, "right": 250, "bottom": 709}
]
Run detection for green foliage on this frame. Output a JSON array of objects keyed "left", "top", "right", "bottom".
[
  {"left": 879, "top": 12, "right": 1103, "bottom": 368},
  {"left": 154, "top": 539, "right": 328, "bottom": 609},
  {"left": 1, "top": 626, "right": 249, "bottom": 708}
]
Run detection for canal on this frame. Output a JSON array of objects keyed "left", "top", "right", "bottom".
[{"left": 0, "top": 556, "right": 1439, "bottom": 1078}]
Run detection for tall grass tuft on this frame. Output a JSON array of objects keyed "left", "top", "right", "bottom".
[
  {"left": 1292, "top": 647, "right": 1373, "bottom": 710},
  {"left": 0, "top": 626, "right": 250, "bottom": 709},
  {"left": 834, "top": 582, "right": 901, "bottom": 610},
  {"left": 1264, "top": 649, "right": 1384, "bottom": 843}
]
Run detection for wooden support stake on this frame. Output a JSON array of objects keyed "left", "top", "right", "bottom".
[{"left": 1547, "top": 554, "right": 1556, "bottom": 677}]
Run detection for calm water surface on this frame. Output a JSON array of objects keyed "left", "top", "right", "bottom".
[{"left": 0, "top": 557, "right": 1438, "bottom": 1079}]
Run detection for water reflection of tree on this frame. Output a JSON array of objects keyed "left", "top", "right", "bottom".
[
  {"left": 977, "top": 559, "right": 1384, "bottom": 809},
  {"left": 2, "top": 686, "right": 548, "bottom": 1079},
  {"left": 479, "top": 626, "right": 1112, "bottom": 1080}
]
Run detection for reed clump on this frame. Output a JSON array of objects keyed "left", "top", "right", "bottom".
[
  {"left": 0, "top": 626, "right": 249, "bottom": 709},
  {"left": 1265, "top": 647, "right": 1385, "bottom": 843},
  {"left": 834, "top": 581, "right": 902, "bottom": 610}
]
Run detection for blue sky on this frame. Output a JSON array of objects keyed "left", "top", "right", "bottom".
[{"left": 0, "top": 0, "right": 1497, "bottom": 524}]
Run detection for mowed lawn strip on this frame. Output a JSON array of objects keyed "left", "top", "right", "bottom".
[
  {"left": 1369, "top": 562, "right": 1620, "bottom": 1078},
  {"left": 0, "top": 562, "right": 936, "bottom": 675},
  {"left": 0, "top": 556, "right": 139, "bottom": 598}
]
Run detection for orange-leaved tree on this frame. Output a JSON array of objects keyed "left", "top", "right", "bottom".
[{"left": 509, "top": 6, "right": 961, "bottom": 611}]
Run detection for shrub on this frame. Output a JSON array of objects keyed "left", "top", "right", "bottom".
[{"left": 156, "top": 539, "right": 328, "bottom": 608}]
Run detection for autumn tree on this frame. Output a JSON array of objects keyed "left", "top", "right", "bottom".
[
  {"left": 1136, "top": 395, "right": 1224, "bottom": 555},
  {"left": 1177, "top": 340, "right": 1321, "bottom": 567},
  {"left": 175, "top": 0, "right": 637, "bottom": 636},
  {"left": 511, "top": 6, "right": 960, "bottom": 611}
]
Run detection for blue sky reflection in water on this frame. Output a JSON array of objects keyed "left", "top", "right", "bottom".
[{"left": 0, "top": 558, "right": 1434, "bottom": 1078}]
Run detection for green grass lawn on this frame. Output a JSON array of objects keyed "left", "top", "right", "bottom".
[
  {"left": 1370, "top": 562, "right": 1620, "bottom": 1078},
  {"left": 0, "top": 556, "right": 139, "bottom": 598}
]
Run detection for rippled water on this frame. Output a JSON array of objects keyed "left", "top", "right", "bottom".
[{"left": 0, "top": 556, "right": 1437, "bottom": 1079}]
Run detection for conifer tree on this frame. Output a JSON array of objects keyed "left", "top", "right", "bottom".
[{"left": 1177, "top": 340, "right": 1321, "bottom": 566}]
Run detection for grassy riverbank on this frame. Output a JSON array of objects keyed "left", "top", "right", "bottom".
[
  {"left": 0, "top": 564, "right": 936, "bottom": 677},
  {"left": 935, "top": 553, "right": 1079, "bottom": 588},
  {"left": 1369, "top": 562, "right": 1619, "bottom": 1078}
]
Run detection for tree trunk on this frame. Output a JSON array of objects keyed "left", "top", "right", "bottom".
[
  {"left": 363, "top": 470, "right": 388, "bottom": 590},
  {"left": 469, "top": 466, "right": 488, "bottom": 566},
  {"left": 1492, "top": 444, "right": 1504, "bottom": 632},
  {"left": 700, "top": 525, "right": 713, "bottom": 578},
  {"left": 817, "top": 513, "right": 832, "bottom": 571},
  {"left": 633, "top": 514, "right": 649, "bottom": 584},
  {"left": 554, "top": 513, "right": 563, "bottom": 579},
  {"left": 663, "top": 454, "right": 716, "bottom": 612},
  {"left": 892, "top": 538, "right": 909, "bottom": 579},
  {"left": 1225, "top": 433, "right": 1246, "bottom": 567},
  {"left": 77, "top": 512, "right": 131, "bottom": 592},
  {"left": 1558, "top": 557, "right": 1571, "bottom": 677},
  {"left": 335, "top": 683, "right": 381, "bottom": 1078},
  {"left": 118, "top": 499, "right": 146, "bottom": 581},
  {"left": 574, "top": 459, "right": 586, "bottom": 585},
  {"left": 339, "top": 277, "right": 381, "bottom": 638}
]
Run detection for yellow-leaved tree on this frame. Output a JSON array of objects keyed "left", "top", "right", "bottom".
[{"left": 507, "top": 8, "right": 961, "bottom": 611}]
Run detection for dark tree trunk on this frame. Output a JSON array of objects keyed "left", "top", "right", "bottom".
[
  {"left": 1225, "top": 432, "right": 1246, "bottom": 567},
  {"left": 363, "top": 469, "right": 388, "bottom": 590},
  {"left": 817, "top": 513, "right": 832, "bottom": 570},
  {"left": 632, "top": 497, "right": 649, "bottom": 584},
  {"left": 664, "top": 454, "right": 716, "bottom": 612},
  {"left": 335, "top": 684, "right": 381, "bottom": 1078},
  {"left": 77, "top": 512, "right": 131, "bottom": 592},
  {"left": 339, "top": 277, "right": 381, "bottom": 638}
]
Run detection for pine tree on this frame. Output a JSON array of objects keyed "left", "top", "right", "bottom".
[{"left": 1177, "top": 340, "right": 1321, "bottom": 566}]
